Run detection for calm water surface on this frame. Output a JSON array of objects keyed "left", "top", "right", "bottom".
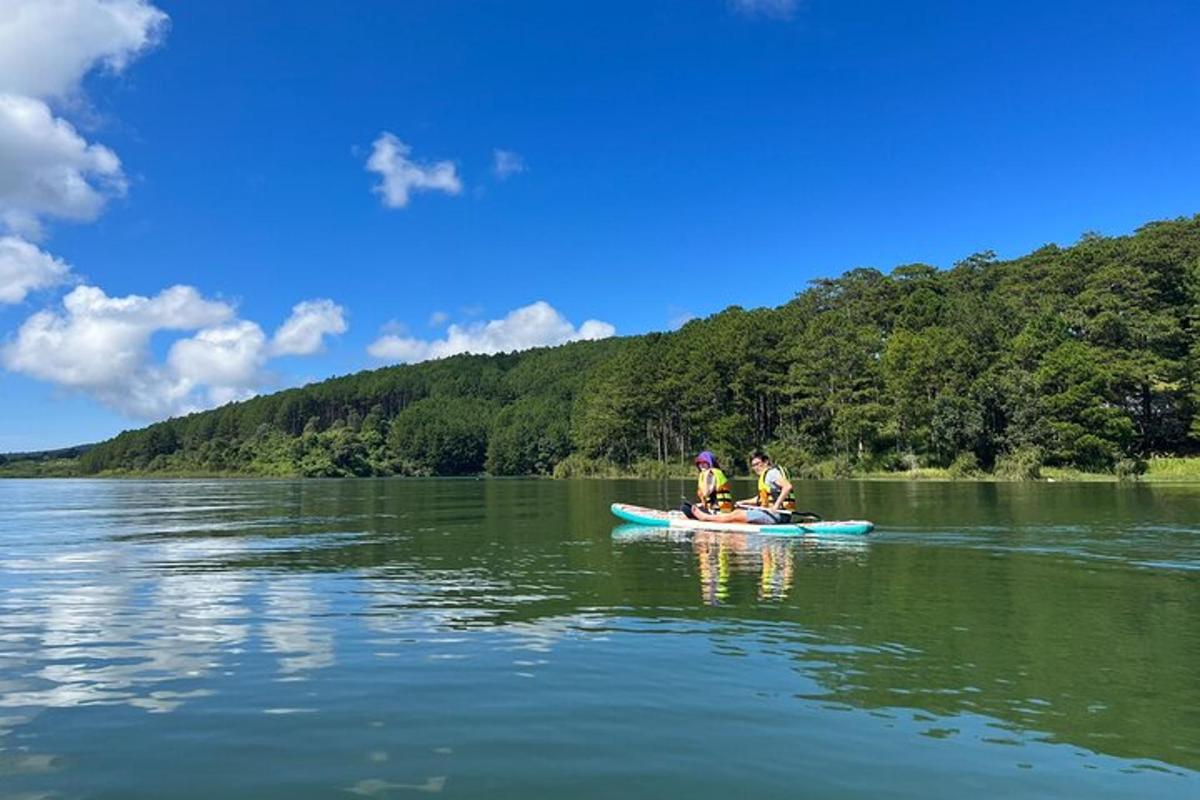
[{"left": 0, "top": 478, "right": 1197, "bottom": 798}]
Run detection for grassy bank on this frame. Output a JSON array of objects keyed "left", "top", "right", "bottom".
[{"left": 1141, "top": 457, "right": 1200, "bottom": 481}]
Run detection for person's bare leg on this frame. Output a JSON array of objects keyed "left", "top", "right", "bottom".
[{"left": 690, "top": 507, "right": 751, "bottom": 524}]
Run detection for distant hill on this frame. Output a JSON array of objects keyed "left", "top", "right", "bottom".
[
  {"left": 53, "top": 214, "right": 1200, "bottom": 478},
  {"left": 0, "top": 444, "right": 95, "bottom": 478},
  {"left": 0, "top": 444, "right": 94, "bottom": 463}
]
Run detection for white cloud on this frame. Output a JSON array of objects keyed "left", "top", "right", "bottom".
[
  {"left": 270, "top": 299, "right": 347, "bottom": 356},
  {"left": 0, "top": 0, "right": 168, "bottom": 100},
  {"left": 168, "top": 321, "right": 267, "bottom": 391},
  {"left": 366, "top": 132, "right": 462, "bottom": 209},
  {"left": 492, "top": 149, "right": 526, "bottom": 180},
  {"left": 0, "top": 94, "right": 127, "bottom": 236},
  {"left": 428, "top": 310, "right": 449, "bottom": 328},
  {"left": 730, "top": 0, "right": 800, "bottom": 19},
  {"left": 0, "top": 1, "right": 166, "bottom": 237},
  {"left": 367, "top": 336, "right": 428, "bottom": 364},
  {"left": 0, "top": 236, "right": 74, "bottom": 303},
  {"left": 367, "top": 301, "right": 615, "bottom": 363},
  {"left": 1, "top": 284, "right": 230, "bottom": 417},
  {"left": 2, "top": 284, "right": 348, "bottom": 419}
]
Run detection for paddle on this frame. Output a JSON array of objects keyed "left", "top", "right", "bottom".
[
  {"left": 734, "top": 502, "right": 822, "bottom": 522},
  {"left": 685, "top": 497, "right": 823, "bottom": 523}
]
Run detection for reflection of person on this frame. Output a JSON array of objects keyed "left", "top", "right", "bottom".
[
  {"left": 694, "top": 534, "right": 796, "bottom": 605},
  {"left": 694, "top": 451, "right": 734, "bottom": 513},
  {"left": 758, "top": 542, "right": 795, "bottom": 602},
  {"left": 686, "top": 451, "right": 796, "bottom": 525},
  {"left": 694, "top": 535, "right": 730, "bottom": 605}
]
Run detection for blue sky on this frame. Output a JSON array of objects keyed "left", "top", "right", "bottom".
[{"left": 1, "top": 0, "right": 1198, "bottom": 451}]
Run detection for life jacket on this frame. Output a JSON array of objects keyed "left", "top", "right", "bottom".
[
  {"left": 697, "top": 467, "right": 735, "bottom": 512},
  {"left": 757, "top": 465, "right": 796, "bottom": 510}
]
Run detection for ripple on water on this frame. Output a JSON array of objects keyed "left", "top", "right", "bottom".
[{"left": 0, "top": 479, "right": 1197, "bottom": 798}]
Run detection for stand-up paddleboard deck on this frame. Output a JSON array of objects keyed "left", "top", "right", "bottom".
[{"left": 611, "top": 503, "right": 874, "bottom": 536}]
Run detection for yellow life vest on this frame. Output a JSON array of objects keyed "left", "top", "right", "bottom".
[
  {"left": 757, "top": 465, "right": 796, "bottom": 510},
  {"left": 697, "top": 467, "right": 734, "bottom": 512}
]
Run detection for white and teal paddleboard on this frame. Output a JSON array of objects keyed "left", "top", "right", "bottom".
[{"left": 610, "top": 503, "right": 874, "bottom": 537}]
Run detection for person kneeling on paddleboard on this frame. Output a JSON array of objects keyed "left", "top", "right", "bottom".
[
  {"left": 693, "top": 451, "right": 735, "bottom": 513},
  {"left": 683, "top": 450, "right": 795, "bottom": 524}
]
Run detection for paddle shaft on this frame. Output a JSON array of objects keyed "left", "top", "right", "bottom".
[
  {"left": 687, "top": 497, "right": 822, "bottom": 522},
  {"left": 735, "top": 501, "right": 822, "bottom": 521}
]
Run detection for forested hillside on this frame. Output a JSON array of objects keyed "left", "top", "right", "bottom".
[{"left": 75, "top": 215, "right": 1200, "bottom": 478}]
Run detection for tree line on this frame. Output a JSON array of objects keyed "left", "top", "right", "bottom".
[{"left": 70, "top": 214, "right": 1200, "bottom": 478}]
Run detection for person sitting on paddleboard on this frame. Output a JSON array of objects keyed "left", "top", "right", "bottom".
[
  {"left": 684, "top": 450, "right": 795, "bottom": 524},
  {"left": 744, "top": 451, "right": 796, "bottom": 523},
  {"left": 694, "top": 451, "right": 735, "bottom": 513}
]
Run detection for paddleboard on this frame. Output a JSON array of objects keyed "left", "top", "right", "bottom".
[{"left": 611, "top": 503, "right": 874, "bottom": 536}]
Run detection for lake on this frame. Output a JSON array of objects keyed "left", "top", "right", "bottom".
[{"left": 0, "top": 478, "right": 1197, "bottom": 798}]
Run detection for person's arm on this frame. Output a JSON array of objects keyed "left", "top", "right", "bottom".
[
  {"left": 699, "top": 471, "right": 716, "bottom": 508},
  {"left": 769, "top": 470, "right": 793, "bottom": 511}
]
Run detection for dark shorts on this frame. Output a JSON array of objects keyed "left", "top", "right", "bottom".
[{"left": 746, "top": 509, "right": 790, "bottom": 525}]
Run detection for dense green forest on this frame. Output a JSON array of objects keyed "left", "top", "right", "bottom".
[{"left": 21, "top": 214, "right": 1200, "bottom": 479}]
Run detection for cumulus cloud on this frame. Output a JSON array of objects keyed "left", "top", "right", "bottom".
[
  {"left": 0, "top": 236, "right": 74, "bottom": 303},
  {"left": 270, "top": 299, "right": 347, "bottom": 356},
  {"left": 0, "top": 1, "right": 166, "bottom": 237},
  {"left": 169, "top": 321, "right": 268, "bottom": 392},
  {"left": 730, "top": 0, "right": 801, "bottom": 19},
  {"left": 367, "top": 301, "right": 615, "bottom": 363},
  {"left": 366, "top": 132, "right": 462, "bottom": 208},
  {"left": 492, "top": 149, "right": 526, "bottom": 180},
  {"left": 0, "top": 0, "right": 169, "bottom": 100},
  {"left": 0, "top": 94, "right": 127, "bottom": 236},
  {"left": 1, "top": 285, "right": 230, "bottom": 416},
  {"left": 1, "top": 284, "right": 348, "bottom": 419}
]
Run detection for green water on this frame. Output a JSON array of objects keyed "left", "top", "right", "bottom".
[{"left": 0, "top": 478, "right": 1197, "bottom": 798}]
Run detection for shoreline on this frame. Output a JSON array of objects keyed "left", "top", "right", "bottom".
[{"left": 6, "top": 468, "right": 1200, "bottom": 483}]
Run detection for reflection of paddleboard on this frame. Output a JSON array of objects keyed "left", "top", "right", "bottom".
[
  {"left": 610, "top": 503, "right": 874, "bottom": 536},
  {"left": 611, "top": 525, "right": 870, "bottom": 557}
]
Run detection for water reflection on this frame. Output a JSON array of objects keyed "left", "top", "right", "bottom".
[
  {"left": 262, "top": 577, "right": 335, "bottom": 677},
  {"left": 613, "top": 524, "right": 868, "bottom": 605},
  {"left": 0, "top": 478, "right": 1197, "bottom": 799},
  {"left": 692, "top": 534, "right": 805, "bottom": 605},
  {"left": 0, "top": 538, "right": 249, "bottom": 714}
]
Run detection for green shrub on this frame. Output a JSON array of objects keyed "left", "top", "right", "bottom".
[
  {"left": 948, "top": 452, "right": 981, "bottom": 478},
  {"left": 1072, "top": 433, "right": 1120, "bottom": 472},
  {"left": 993, "top": 446, "right": 1043, "bottom": 481},
  {"left": 1115, "top": 457, "right": 1147, "bottom": 482},
  {"left": 552, "top": 454, "right": 620, "bottom": 479},
  {"left": 830, "top": 454, "right": 855, "bottom": 478},
  {"left": 632, "top": 459, "right": 669, "bottom": 479}
]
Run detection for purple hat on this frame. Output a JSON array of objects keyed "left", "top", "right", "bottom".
[{"left": 694, "top": 450, "right": 714, "bottom": 466}]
